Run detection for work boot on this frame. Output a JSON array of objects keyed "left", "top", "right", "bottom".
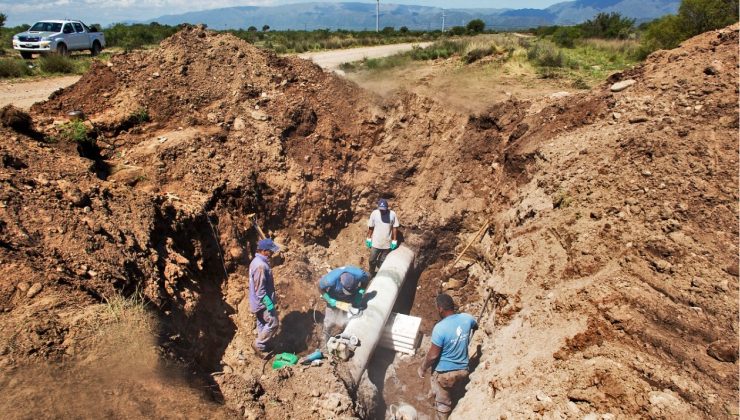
[{"left": 251, "top": 341, "right": 273, "bottom": 360}]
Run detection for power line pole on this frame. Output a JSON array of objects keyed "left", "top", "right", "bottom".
[
  {"left": 442, "top": 9, "right": 445, "bottom": 32},
  {"left": 376, "top": 0, "right": 379, "bottom": 32}
]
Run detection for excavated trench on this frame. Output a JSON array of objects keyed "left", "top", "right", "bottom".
[{"left": 141, "top": 190, "right": 491, "bottom": 419}]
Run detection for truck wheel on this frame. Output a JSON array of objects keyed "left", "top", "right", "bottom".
[
  {"left": 56, "top": 44, "right": 68, "bottom": 56},
  {"left": 90, "top": 41, "right": 101, "bottom": 57},
  {"left": 20, "top": 51, "right": 33, "bottom": 60}
]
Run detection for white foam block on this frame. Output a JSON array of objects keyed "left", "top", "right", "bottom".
[{"left": 379, "top": 313, "right": 422, "bottom": 355}]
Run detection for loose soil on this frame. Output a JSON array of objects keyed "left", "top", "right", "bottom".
[{"left": 0, "top": 23, "right": 737, "bottom": 419}]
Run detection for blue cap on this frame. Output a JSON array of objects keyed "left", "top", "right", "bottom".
[
  {"left": 378, "top": 199, "right": 388, "bottom": 210},
  {"left": 340, "top": 272, "right": 359, "bottom": 295},
  {"left": 257, "top": 238, "right": 280, "bottom": 253}
]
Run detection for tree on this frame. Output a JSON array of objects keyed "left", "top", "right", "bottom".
[
  {"left": 449, "top": 26, "right": 466, "bottom": 36},
  {"left": 580, "top": 12, "right": 635, "bottom": 39},
  {"left": 247, "top": 26, "right": 257, "bottom": 32},
  {"left": 0, "top": 13, "right": 6, "bottom": 28},
  {"left": 641, "top": 0, "right": 739, "bottom": 53},
  {"left": 466, "top": 19, "right": 485, "bottom": 33},
  {"left": 382, "top": 26, "right": 394, "bottom": 33},
  {"left": 262, "top": 24, "right": 270, "bottom": 32},
  {"left": 399, "top": 26, "right": 409, "bottom": 33},
  {"left": 642, "top": 15, "right": 686, "bottom": 50},
  {"left": 678, "top": 0, "right": 739, "bottom": 34}
]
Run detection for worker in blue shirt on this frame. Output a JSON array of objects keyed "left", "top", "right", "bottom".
[
  {"left": 418, "top": 293, "right": 477, "bottom": 420},
  {"left": 318, "top": 265, "right": 369, "bottom": 348}
]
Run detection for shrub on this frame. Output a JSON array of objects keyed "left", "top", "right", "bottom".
[
  {"left": 411, "top": 39, "right": 468, "bottom": 60},
  {"left": 0, "top": 58, "right": 32, "bottom": 78},
  {"left": 448, "top": 26, "right": 466, "bottom": 36},
  {"left": 339, "top": 61, "right": 359, "bottom": 72},
  {"left": 572, "top": 77, "right": 590, "bottom": 89},
  {"left": 552, "top": 26, "right": 582, "bottom": 48},
  {"left": 59, "top": 120, "right": 93, "bottom": 144},
  {"left": 467, "top": 19, "right": 486, "bottom": 34},
  {"left": 39, "top": 54, "right": 76, "bottom": 73},
  {"left": 640, "top": 0, "right": 738, "bottom": 56},
  {"left": 580, "top": 12, "right": 635, "bottom": 39},
  {"left": 527, "top": 40, "right": 565, "bottom": 67},
  {"left": 464, "top": 46, "right": 495, "bottom": 63},
  {"left": 131, "top": 107, "right": 150, "bottom": 124},
  {"left": 104, "top": 22, "right": 178, "bottom": 50}
]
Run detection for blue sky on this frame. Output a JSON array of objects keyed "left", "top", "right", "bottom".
[{"left": 1, "top": 0, "right": 564, "bottom": 26}]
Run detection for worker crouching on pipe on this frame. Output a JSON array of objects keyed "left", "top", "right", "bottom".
[
  {"left": 418, "top": 293, "right": 478, "bottom": 420},
  {"left": 318, "top": 265, "right": 369, "bottom": 348}
]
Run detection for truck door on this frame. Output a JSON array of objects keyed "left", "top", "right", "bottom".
[
  {"left": 72, "top": 22, "right": 86, "bottom": 50},
  {"left": 61, "top": 24, "right": 77, "bottom": 50}
]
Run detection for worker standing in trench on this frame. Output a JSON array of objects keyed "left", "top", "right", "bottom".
[
  {"left": 417, "top": 293, "right": 477, "bottom": 420},
  {"left": 318, "top": 265, "right": 369, "bottom": 348},
  {"left": 248, "top": 238, "right": 281, "bottom": 358},
  {"left": 366, "top": 198, "right": 399, "bottom": 277}
]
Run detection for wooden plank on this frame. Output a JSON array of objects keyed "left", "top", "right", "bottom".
[{"left": 447, "top": 221, "right": 490, "bottom": 271}]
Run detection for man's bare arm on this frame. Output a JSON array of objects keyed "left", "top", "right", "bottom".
[{"left": 418, "top": 343, "right": 442, "bottom": 378}]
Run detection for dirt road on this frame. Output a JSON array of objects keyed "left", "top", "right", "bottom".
[
  {"left": 299, "top": 42, "right": 430, "bottom": 72},
  {"left": 0, "top": 43, "right": 429, "bottom": 110},
  {"left": 0, "top": 75, "right": 81, "bottom": 110}
]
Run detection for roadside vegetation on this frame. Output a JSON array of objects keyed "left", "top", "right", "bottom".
[
  {"left": 0, "top": 52, "right": 107, "bottom": 79},
  {"left": 342, "top": 0, "right": 738, "bottom": 88},
  {"left": 341, "top": 32, "right": 635, "bottom": 88}
]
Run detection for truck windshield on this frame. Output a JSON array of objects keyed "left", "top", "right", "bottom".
[{"left": 29, "top": 22, "right": 63, "bottom": 32}]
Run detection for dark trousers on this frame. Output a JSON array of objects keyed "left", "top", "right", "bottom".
[{"left": 369, "top": 247, "right": 390, "bottom": 276}]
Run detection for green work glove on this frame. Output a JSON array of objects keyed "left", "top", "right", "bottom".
[
  {"left": 261, "top": 295, "right": 275, "bottom": 312},
  {"left": 353, "top": 289, "right": 365, "bottom": 306},
  {"left": 390, "top": 240, "right": 398, "bottom": 250},
  {"left": 322, "top": 292, "right": 337, "bottom": 308},
  {"left": 365, "top": 238, "right": 372, "bottom": 248}
]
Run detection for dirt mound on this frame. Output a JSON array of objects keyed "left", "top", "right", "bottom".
[
  {"left": 453, "top": 24, "right": 739, "bottom": 419},
  {"left": 1, "top": 23, "right": 737, "bottom": 419}
]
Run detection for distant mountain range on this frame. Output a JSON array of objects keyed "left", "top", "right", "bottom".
[{"left": 148, "top": 0, "right": 680, "bottom": 30}]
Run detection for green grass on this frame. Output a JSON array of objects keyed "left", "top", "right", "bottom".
[
  {"left": 39, "top": 54, "right": 76, "bottom": 73},
  {"left": 103, "top": 291, "right": 148, "bottom": 323},
  {"left": 340, "top": 32, "right": 639, "bottom": 90},
  {"left": 0, "top": 58, "right": 32, "bottom": 78},
  {"left": 0, "top": 51, "right": 111, "bottom": 79},
  {"left": 341, "top": 38, "right": 470, "bottom": 72},
  {"left": 129, "top": 107, "right": 150, "bottom": 124},
  {"left": 59, "top": 120, "right": 93, "bottom": 144},
  {"left": 527, "top": 37, "right": 641, "bottom": 84}
]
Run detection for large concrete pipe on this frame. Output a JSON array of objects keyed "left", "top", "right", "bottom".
[{"left": 343, "top": 245, "right": 415, "bottom": 383}]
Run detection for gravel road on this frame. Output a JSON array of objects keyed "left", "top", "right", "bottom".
[
  {"left": 0, "top": 75, "right": 82, "bottom": 110},
  {"left": 298, "top": 42, "right": 430, "bottom": 71}
]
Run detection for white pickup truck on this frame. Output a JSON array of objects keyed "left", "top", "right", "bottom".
[{"left": 12, "top": 20, "right": 105, "bottom": 59}]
